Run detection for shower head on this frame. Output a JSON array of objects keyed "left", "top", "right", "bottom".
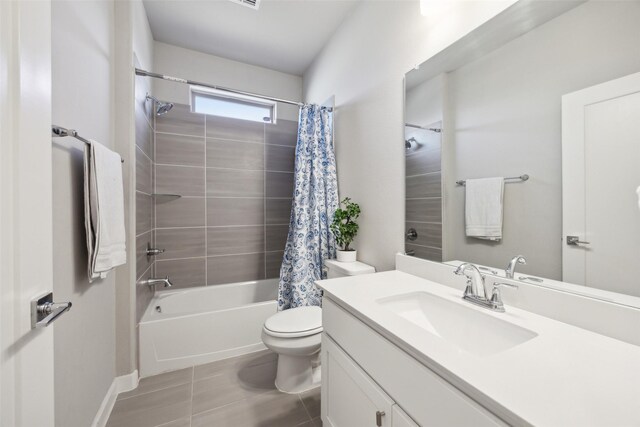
[
  {"left": 405, "top": 137, "right": 418, "bottom": 149},
  {"left": 146, "top": 94, "right": 174, "bottom": 116}
]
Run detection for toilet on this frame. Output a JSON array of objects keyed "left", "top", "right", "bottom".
[{"left": 261, "top": 259, "right": 375, "bottom": 393}]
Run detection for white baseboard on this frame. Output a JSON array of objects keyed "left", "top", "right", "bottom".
[{"left": 92, "top": 370, "right": 139, "bottom": 427}]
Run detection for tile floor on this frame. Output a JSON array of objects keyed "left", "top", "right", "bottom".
[{"left": 106, "top": 350, "right": 321, "bottom": 427}]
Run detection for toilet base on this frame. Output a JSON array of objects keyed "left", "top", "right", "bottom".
[{"left": 274, "top": 353, "right": 321, "bottom": 394}]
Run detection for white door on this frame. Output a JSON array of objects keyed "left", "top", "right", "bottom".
[
  {"left": 0, "top": 2, "right": 55, "bottom": 426},
  {"left": 322, "top": 336, "right": 395, "bottom": 427},
  {"left": 562, "top": 72, "right": 640, "bottom": 296},
  {"left": 392, "top": 405, "right": 419, "bottom": 427}
]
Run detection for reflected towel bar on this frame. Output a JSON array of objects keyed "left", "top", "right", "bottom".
[
  {"left": 52, "top": 125, "right": 124, "bottom": 163},
  {"left": 456, "top": 174, "right": 529, "bottom": 186}
]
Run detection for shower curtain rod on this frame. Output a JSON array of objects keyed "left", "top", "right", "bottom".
[{"left": 135, "top": 68, "right": 310, "bottom": 108}]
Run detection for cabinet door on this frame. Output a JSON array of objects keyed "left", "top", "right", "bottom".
[
  {"left": 392, "top": 405, "right": 419, "bottom": 427},
  {"left": 322, "top": 335, "right": 394, "bottom": 427}
]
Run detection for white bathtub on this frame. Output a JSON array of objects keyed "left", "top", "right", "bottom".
[{"left": 139, "top": 279, "right": 278, "bottom": 377}]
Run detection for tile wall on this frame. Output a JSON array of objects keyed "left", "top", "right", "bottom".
[
  {"left": 135, "top": 77, "right": 156, "bottom": 322},
  {"left": 152, "top": 103, "right": 297, "bottom": 289},
  {"left": 405, "top": 123, "right": 443, "bottom": 261}
]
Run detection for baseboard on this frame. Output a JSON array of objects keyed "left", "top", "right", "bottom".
[{"left": 91, "top": 370, "right": 139, "bottom": 427}]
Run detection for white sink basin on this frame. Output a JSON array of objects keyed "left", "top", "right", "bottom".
[{"left": 377, "top": 292, "right": 537, "bottom": 357}]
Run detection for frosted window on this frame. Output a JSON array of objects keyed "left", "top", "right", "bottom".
[{"left": 191, "top": 89, "right": 276, "bottom": 123}]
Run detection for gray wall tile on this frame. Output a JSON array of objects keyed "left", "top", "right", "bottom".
[
  {"left": 155, "top": 258, "right": 206, "bottom": 289},
  {"left": 156, "top": 133, "right": 205, "bottom": 167},
  {"left": 206, "top": 139, "right": 264, "bottom": 170},
  {"left": 156, "top": 197, "right": 206, "bottom": 228},
  {"left": 266, "top": 225, "right": 289, "bottom": 252},
  {"left": 156, "top": 165, "right": 205, "bottom": 197},
  {"left": 265, "top": 172, "right": 294, "bottom": 198},
  {"left": 405, "top": 243, "right": 442, "bottom": 262},
  {"left": 206, "top": 168, "right": 264, "bottom": 197},
  {"left": 207, "top": 253, "right": 265, "bottom": 285},
  {"left": 136, "top": 147, "right": 152, "bottom": 194},
  {"left": 206, "top": 115, "right": 264, "bottom": 142},
  {"left": 135, "top": 107, "right": 153, "bottom": 160},
  {"left": 265, "top": 119, "right": 298, "bottom": 146},
  {"left": 266, "top": 198, "right": 292, "bottom": 225},
  {"left": 135, "top": 264, "right": 154, "bottom": 323},
  {"left": 405, "top": 221, "right": 442, "bottom": 249},
  {"left": 405, "top": 198, "right": 442, "bottom": 223},
  {"left": 207, "top": 198, "right": 264, "bottom": 226},
  {"left": 136, "top": 231, "right": 154, "bottom": 281},
  {"left": 405, "top": 129, "right": 441, "bottom": 176},
  {"left": 266, "top": 251, "right": 283, "bottom": 279},
  {"left": 207, "top": 226, "right": 264, "bottom": 256},
  {"left": 265, "top": 144, "right": 295, "bottom": 172},
  {"left": 155, "top": 228, "right": 206, "bottom": 260},
  {"left": 156, "top": 103, "right": 205, "bottom": 136},
  {"left": 406, "top": 172, "right": 441, "bottom": 198},
  {"left": 136, "top": 192, "right": 152, "bottom": 234}
]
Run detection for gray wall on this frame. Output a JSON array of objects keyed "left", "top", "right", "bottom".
[
  {"left": 147, "top": 104, "right": 297, "bottom": 289},
  {"left": 444, "top": 0, "right": 640, "bottom": 279},
  {"left": 52, "top": 1, "right": 116, "bottom": 426}
]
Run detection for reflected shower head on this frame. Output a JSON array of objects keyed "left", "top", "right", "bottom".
[
  {"left": 146, "top": 94, "right": 174, "bottom": 116},
  {"left": 405, "top": 137, "right": 418, "bottom": 150}
]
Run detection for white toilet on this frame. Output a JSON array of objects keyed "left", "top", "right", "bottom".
[{"left": 262, "top": 259, "right": 375, "bottom": 393}]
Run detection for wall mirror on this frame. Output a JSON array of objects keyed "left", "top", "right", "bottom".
[{"left": 404, "top": 0, "right": 640, "bottom": 305}]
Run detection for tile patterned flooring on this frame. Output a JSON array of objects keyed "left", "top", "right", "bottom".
[{"left": 106, "top": 350, "right": 321, "bottom": 427}]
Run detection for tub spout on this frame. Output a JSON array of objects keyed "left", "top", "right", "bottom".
[{"left": 139, "top": 276, "right": 173, "bottom": 290}]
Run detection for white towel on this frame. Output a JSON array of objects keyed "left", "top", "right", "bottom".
[
  {"left": 84, "top": 141, "right": 126, "bottom": 281},
  {"left": 465, "top": 177, "right": 504, "bottom": 241}
]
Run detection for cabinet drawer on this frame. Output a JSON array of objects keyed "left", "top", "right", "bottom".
[{"left": 323, "top": 299, "right": 506, "bottom": 427}]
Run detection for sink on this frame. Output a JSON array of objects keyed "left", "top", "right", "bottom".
[{"left": 377, "top": 292, "right": 537, "bottom": 357}]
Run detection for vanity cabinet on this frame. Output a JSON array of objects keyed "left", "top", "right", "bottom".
[{"left": 322, "top": 298, "right": 506, "bottom": 427}]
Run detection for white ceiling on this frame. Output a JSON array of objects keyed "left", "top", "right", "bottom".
[{"left": 143, "top": 0, "right": 359, "bottom": 76}]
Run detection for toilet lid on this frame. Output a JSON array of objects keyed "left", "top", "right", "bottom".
[{"left": 264, "top": 306, "right": 322, "bottom": 336}]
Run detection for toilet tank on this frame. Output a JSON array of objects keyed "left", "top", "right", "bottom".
[{"left": 325, "top": 259, "right": 375, "bottom": 279}]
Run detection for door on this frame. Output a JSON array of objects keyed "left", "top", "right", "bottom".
[
  {"left": 322, "top": 335, "right": 394, "bottom": 427},
  {"left": 562, "top": 72, "right": 640, "bottom": 296},
  {"left": 392, "top": 405, "right": 419, "bottom": 427},
  {"left": 0, "top": 2, "right": 55, "bottom": 426}
]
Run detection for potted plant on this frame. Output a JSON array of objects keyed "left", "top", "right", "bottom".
[{"left": 330, "top": 197, "right": 361, "bottom": 263}]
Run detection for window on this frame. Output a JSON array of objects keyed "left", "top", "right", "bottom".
[{"left": 190, "top": 87, "right": 277, "bottom": 123}]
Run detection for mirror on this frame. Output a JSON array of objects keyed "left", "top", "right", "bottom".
[{"left": 404, "top": 0, "right": 640, "bottom": 303}]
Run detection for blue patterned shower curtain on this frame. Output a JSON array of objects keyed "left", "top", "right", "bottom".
[{"left": 277, "top": 104, "right": 338, "bottom": 310}]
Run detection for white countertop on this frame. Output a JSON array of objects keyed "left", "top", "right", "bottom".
[{"left": 318, "top": 270, "right": 640, "bottom": 426}]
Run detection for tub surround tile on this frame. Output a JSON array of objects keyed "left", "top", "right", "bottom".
[
  {"left": 136, "top": 266, "right": 155, "bottom": 323},
  {"left": 206, "top": 168, "right": 264, "bottom": 197},
  {"left": 207, "top": 226, "right": 264, "bottom": 256},
  {"left": 405, "top": 243, "right": 442, "bottom": 262},
  {"left": 266, "top": 225, "right": 289, "bottom": 252},
  {"left": 406, "top": 172, "right": 442, "bottom": 198},
  {"left": 106, "top": 383, "right": 191, "bottom": 427},
  {"left": 207, "top": 197, "right": 264, "bottom": 226},
  {"left": 136, "top": 148, "right": 152, "bottom": 194},
  {"left": 136, "top": 192, "right": 152, "bottom": 234},
  {"left": 135, "top": 107, "right": 153, "bottom": 160},
  {"left": 155, "top": 228, "right": 206, "bottom": 260},
  {"left": 266, "top": 251, "right": 284, "bottom": 279},
  {"left": 118, "top": 368, "right": 193, "bottom": 401},
  {"left": 156, "top": 133, "right": 205, "bottom": 167},
  {"left": 266, "top": 198, "right": 292, "bottom": 225},
  {"left": 406, "top": 145, "right": 441, "bottom": 176},
  {"left": 265, "top": 144, "right": 295, "bottom": 172},
  {"left": 156, "top": 197, "right": 206, "bottom": 228},
  {"left": 155, "top": 258, "right": 206, "bottom": 289},
  {"left": 265, "top": 171, "right": 294, "bottom": 198},
  {"left": 265, "top": 119, "right": 298, "bottom": 146},
  {"left": 405, "top": 221, "right": 442, "bottom": 249},
  {"left": 156, "top": 103, "right": 204, "bottom": 136},
  {"left": 206, "top": 115, "right": 265, "bottom": 142},
  {"left": 207, "top": 253, "right": 265, "bottom": 285},
  {"left": 405, "top": 198, "right": 442, "bottom": 223},
  {"left": 206, "top": 138, "right": 264, "bottom": 170},
  {"left": 136, "top": 232, "right": 154, "bottom": 281},
  {"left": 156, "top": 165, "right": 205, "bottom": 197}
]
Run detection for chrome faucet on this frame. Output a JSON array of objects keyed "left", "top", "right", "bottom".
[
  {"left": 505, "top": 255, "right": 526, "bottom": 279},
  {"left": 454, "top": 263, "right": 518, "bottom": 312},
  {"left": 454, "top": 263, "right": 487, "bottom": 300},
  {"left": 139, "top": 276, "right": 173, "bottom": 291}
]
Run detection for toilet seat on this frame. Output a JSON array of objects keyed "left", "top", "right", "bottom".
[{"left": 263, "top": 306, "right": 322, "bottom": 338}]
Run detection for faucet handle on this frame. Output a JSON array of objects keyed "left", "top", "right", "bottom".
[{"left": 490, "top": 282, "right": 518, "bottom": 310}]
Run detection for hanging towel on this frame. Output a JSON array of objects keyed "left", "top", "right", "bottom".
[
  {"left": 465, "top": 177, "right": 505, "bottom": 241},
  {"left": 84, "top": 141, "right": 126, "bottom": 282}
]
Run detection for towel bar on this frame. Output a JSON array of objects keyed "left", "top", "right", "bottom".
[
  {"left": 456, "top": 174, "right": 529, "bottom": 186},
  {"left": 52, "top": 125, "right": 124, "bottom": 163}
]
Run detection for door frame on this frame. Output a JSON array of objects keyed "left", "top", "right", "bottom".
[
  {"left": 561, "top": 71, "right": 640, "bottom": 285},
  {"left": 0, "top": 2, "right": 55, "bottom": 426}
]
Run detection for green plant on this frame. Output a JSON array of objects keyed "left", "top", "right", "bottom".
[{"left": 330, "top": 197, "right": 361, "bottom": 251}]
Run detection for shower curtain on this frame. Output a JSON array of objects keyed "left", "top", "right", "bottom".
[{"left": 277, "top": 104, "right": 338, "bottom": 310}]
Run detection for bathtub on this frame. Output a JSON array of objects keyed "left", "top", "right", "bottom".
[{"left": 139, "top": 278, "right": 278, "bottom": 377}]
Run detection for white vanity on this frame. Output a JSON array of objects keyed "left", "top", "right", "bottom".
[{"left": 317, "top": 256, "right": 640, "bottom": 427}]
